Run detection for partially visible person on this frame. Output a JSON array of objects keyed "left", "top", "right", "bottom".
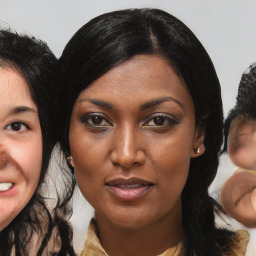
[
  {"left": 221, "top": 63, "right": 256, "bottom": 228},
  {"left": 57, "top": 8, "right": 249, "bottom": 256},
  {"left": 0, "top": 29, "right": 75, "bottom": 255},
  {"left": 227, "top": 115, "right": 256, "bottom": 170}
]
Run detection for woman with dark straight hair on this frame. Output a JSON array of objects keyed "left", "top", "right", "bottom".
[
  {"left": 58, "top": 8, "right": 249, "bottom": 256},
  {"left": 0, "top": 29, "right": 75, "bottom": 256}
]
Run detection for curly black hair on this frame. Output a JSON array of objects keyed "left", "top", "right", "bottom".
[
  {"left": 222, "top": 63, "right": 256, "bottom": 153},
  {"left": 0, "top": 29, "right": 75, "bottom": 256}
]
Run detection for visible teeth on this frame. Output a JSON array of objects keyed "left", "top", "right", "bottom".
[
  {"left": 0, "top": 183, "right": 13, "bottom": 192},
  {"left": 118, "top": 184, "right": 141, "bottom": 189}
]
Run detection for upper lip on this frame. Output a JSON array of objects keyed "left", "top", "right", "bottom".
[
  {"left": 106, "top": 177, "right": 153, "bottom": 186},
  {"left": 0, "top": 177, "right": 15, "bottom": 184}
]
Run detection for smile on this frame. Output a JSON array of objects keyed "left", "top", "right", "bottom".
[
  {"left": 0, "top": 183, "right": 13, "bottom": 192},
  {"left": 105, "top": 178, "right": 153, "bottom": 202}
]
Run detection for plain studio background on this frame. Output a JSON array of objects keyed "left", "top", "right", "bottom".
[{"left": 1, "top": 0, "right": 256, "bottom": 253}]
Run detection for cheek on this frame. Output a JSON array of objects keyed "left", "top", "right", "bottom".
[
  {"left": 11, "top": 135, "right": 43, "bottom": 186},
  {"left": 154, "top": 146, "right": 190, "bottom": 190},
  {"left": 230, "top": 146, "right": 256, "bottom": 169},
  {"left": 147, "top": 133, "right": 192, "bottom": 193},
  {"left": 69, "top": 124, "right": 111, "bottom": 172},
  {"left": 71, "top": 137, "right": 99, "bottom": 172},
  {"left": 149, "top": 127, "right": 194, "bottom": 167},
  {"left": 69, "top": 130, "right": 108, "bottom": 195}
]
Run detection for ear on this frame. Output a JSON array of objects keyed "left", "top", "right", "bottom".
[{"left": 190, "top": 124, "right": 205, "bottom": 158}]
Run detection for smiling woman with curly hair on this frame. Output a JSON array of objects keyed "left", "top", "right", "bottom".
[{"left": 0, "top": 29, "right": 75, "bottom": 256}]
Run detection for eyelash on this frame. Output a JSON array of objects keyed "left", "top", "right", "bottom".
[
  {"left": 81, "top": 113, "right": 112, "bottom": 127},
  {"left": 143, "top": 113, "right": 179, "bottom": 127},
  {"left": 81, "top": 112, "right": 178, "bottom": 129},
  {"left": 4, "top": 121, "right": 30, "bottom": 132}
]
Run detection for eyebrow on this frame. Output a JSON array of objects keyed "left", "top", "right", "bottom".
[
  {"left": 78, "top": 98, "right": 113, "bottom": 109},
  {"left": 79, "top": 97, "right": 184, "bottom": 111},
  {"left": 10, "top": 106, "right": 37, "bottom": 114},
  {"left": 140, "top": 97, "right": 184, "bottom": 111}
]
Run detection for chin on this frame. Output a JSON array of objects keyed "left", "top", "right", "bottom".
[{"left": 98, "top": 210, "right": 154, "bottom": 230}]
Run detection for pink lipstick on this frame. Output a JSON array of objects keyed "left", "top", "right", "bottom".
[{"left": 106, "top": 178, "right": 153, "bottom": 201}]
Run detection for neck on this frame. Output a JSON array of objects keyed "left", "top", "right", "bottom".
[{"left": 95, "top": 206, "right": 183, "bottom": 256}]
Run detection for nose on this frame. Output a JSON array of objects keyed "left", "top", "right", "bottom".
[
  {"left": 110, "top": 124, "right": 145, "bottom": 169},
  {"left": 0, "top": 145, "right": 9, "bottom": 170}
]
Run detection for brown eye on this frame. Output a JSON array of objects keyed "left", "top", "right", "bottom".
[
  {"left": 91, "top": 116, "right": 103, "bottom": 125},
  {"left": 144, "top": 113, "right": 178, "bottom": 127},
  {"left": 81, "top": 113, "right": 112, "bottom": 127},
  {"left": 153, "top": 117, "right": 166, "bottom": 126},
  {"left": 4, "top": 122, "right": 28, "bottom": 132}
]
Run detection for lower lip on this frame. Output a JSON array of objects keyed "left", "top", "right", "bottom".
[
  {"left": 0, "top": 185, "right": 17, "bottom": 197},
  {"left": 106, "top": 185, "right": 152, "bottom": 201}
]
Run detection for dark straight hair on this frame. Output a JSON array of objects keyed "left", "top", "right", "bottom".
[
  {"left": 58, "top": 8, "right": 234, "bottom": 256},
  {"left": 0, "top": 29, "right": 75, "bottom": 256}
]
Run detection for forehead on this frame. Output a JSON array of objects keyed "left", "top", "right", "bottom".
[
  {"left": 76, "top": 55, "right": 192, "bottom": 108},
  {"left": 0, "top": 67, "right": 35, "bottom": 107},
  {"left": 229, "top": 116, "right": 256, "bottom": 134}
]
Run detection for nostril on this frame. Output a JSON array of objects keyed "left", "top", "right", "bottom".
[{"left": 111, "top": 150, "right": 145, "bottom": 169}]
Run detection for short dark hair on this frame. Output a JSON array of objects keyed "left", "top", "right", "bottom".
[
  {"left": 0, "top": 29, "right": 75, "bottom": 256},
  {"left": 236, "top": 63, "right": 256, "bottom": 118},
  {"left": 58, "top": 8, "right": 233, "bottom": 255},
  {"left": 222, "top": 63, "right": 256, "bottom": 153}
]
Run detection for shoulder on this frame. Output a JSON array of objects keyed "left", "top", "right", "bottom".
[
  {"left": 224, "top": 230, "right": 249, "bottom": 256},
  {"left": 80, "top": 219, "right": 108, "bottom": 256}
]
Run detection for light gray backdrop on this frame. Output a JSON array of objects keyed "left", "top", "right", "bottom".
[
  {"left": 1, "top": 0, "right": 256, "bottom": 114},
  {"left": 1, "top": 0, "right": 256, "bottom": 253}
]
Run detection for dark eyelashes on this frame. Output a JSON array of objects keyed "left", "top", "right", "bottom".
[
  {"left": 4, "top": 121, "right": 30, "bottom": 131},
  {"left": 80, "top": 113, "right": 104, "bottom": 123},
  {"left": 143, "top": 113, "right": 179, "bottom": 126},
  {"left": 80, "top": 112, "right": 179, "bottom": 129},
  {"left": 80, "top": 113, "right": 112, "bottom": 126}
]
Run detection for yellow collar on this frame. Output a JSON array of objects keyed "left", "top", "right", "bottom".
[
  {"left": 80, "top": 219, "right": 249, "bottom": 256},
  {"left": 80, "top": 219, "right": 182, "bottom": 256}
]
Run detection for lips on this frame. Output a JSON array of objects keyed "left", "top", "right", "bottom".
[
  {"left": 105, "top": 178, "right": 153, "bottom": 201},
  {"left": 0, "top": 152, "right": 19, "bottom": 193}
]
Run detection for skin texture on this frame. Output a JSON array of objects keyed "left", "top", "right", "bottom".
[
  {"left": 221, "top": 116, "right": 256, "bottom": 227},
  {"left": 0, "top": 68, "right": 42, "bottom": 231},
  {"left": 69, "top": 55, "right": 205, "bottom": 256},
  {"left": 228, "top": 116, "right": 256, "bottom": 170},
  {"left": 221, "top": 171, "right": 256, "bottom": 227}
]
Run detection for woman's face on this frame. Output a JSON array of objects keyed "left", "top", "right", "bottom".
[
  {"left": 0, "top": 68, "right": 42, "bottom": 231},
  {"left": 69, "top": 55, "right": 205, "bottom": 229},
  {"left": 228, "top": 116, "right": 256, "bottom": 169}
]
